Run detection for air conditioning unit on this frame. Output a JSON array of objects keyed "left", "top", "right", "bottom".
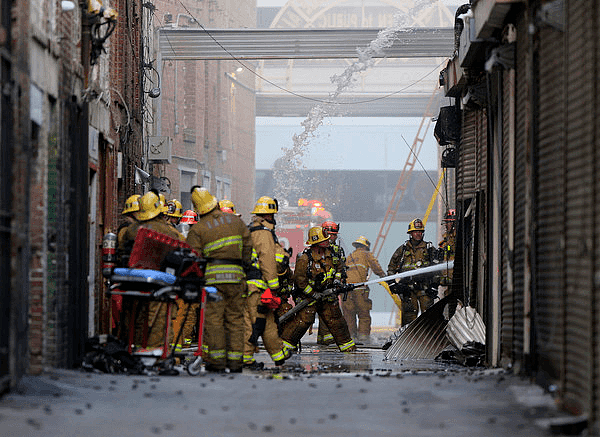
[
  {"left": 458, "top": 15, "right": 487, "bottom": 69},
  {"left": 148, "top": 136, "right": 172, "bottom": 164},
  {"left": 434, "top": 106, "right": 461, "bottom": 146}
]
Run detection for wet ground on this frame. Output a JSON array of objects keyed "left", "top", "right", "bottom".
[{"left": 0, "top": 328, "right": 578, "bottom": 437}]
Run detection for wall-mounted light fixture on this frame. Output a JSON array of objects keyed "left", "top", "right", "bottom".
[{"left": 61, "top": 0, "right": 76, "bottom": 11}]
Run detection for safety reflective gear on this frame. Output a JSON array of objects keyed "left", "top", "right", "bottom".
[
  {"left": 407, "top": 218, "right": 425, "bottom": 233},
  {"left": 158, "top": 193, "right": 169, "bottom": 213},
  {"left": 180, "top": 210, "right": 198, "bottom": 224},
  {"left": 306, "top": 226, "right": 329, "bottom": 245},
  {"left": 191, "top": 187, "right": 218, "bottom": 215},
  {"left": 443, "top": 209, "right": 456, "bottom": 222},
  {"left": 166, "top": 199, "right": 183, "bottom": 218},
  {"left": 219, "top": 199, "right": 236, "bottom": 214},
  {"left": 122, "top": 194, "right": 141, "bottom": 215},
  {"left": 251, "top": 196, "right": 278, "bottom": 214},
  {"left": 134, "top": 191, "right": 163, "bottom": 221},
  {"left": 321, "top": 220, "right": 339, "bottom": 234},
  {"left": 352, "top": 235, "right": 371, "bottom": 249}
]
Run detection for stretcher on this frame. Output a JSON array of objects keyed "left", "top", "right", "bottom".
[{"left": 104, "top": 227, "right": 219, "bottom": 376}]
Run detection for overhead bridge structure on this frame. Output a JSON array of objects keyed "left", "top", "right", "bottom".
[
  {"left": 158, "top": 28, "right": 454, "bottom": 60},
  {"left": 157, "top": 27, "right": 454, "bottom": 117}
]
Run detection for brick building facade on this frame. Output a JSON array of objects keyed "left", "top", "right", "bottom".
[
  {"left": 0, "top": 0, "right": 144, "bottom": 390},
  {"left": 147, "top": 0, "right": 256, "bottom": 217}
]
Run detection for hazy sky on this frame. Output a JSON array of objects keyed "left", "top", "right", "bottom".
[{"left": 255, "top": 116, "right": 440, "bottom": 171}]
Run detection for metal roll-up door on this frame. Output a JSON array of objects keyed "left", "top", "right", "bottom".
[
  {"left": 563, "top": 0, "right": 594, "bottom": 415},
  {"left": 534, "top": 24, "right": 566, "bottom": 385},
  {"left": 458, "top": 109, "right": 477, "bottom": 201},
  {"left": 475, "top": 109, "right": 488, "bottom": 193},
  {"left": 501, "top": 69, "right": 514, "bottom": 362},
  {"left": 594, "top": 0, "right": 600, "bottom": 424},
  {"left": 511, "top": 15, "right": 529, "bottom": 365}
]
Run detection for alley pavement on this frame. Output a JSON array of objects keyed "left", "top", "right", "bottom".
[{"left": 0, "top": 333, "right": 581, "bottom": 437}]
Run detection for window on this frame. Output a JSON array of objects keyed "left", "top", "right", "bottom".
[
  {"left": 180, "top": 170, "right": 196, "bottom": 211},
  {"left": 215, "top": 176, "right": 231, "bottom": 200}
]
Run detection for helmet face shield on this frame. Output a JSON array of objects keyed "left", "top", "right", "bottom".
[{"left": 407, "top": 218, "right": 425, "bottom": 233}]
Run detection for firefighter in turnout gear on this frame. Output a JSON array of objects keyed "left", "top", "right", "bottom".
[
  {"left": 316, "top": 221, "right": 346, "bottom": 346},
  {"left": 117, "top": 190, "right": 185, "bottom": 348},
  {"left": 280, "top": 226, "right": 356, "bottom": 353},
  {"left": 243, "top": 196, "right": 292, "bottom": 368},
  {"left": 387, "top": 218, "right": 437, "bottom": 327},
  {"left": 344, "top": 236, "right": 386, "bottom": 344},
  {"left": 112, "top": 194, "right": 140, "bottom": 333},
  {"left": 166, "top": 199, "right": 183, "bottom": 227},
  {"left": 437, "top": 209, "right": 456, "bottom": 301},
  {"left": 186, "top": 187, "right": 252, "bottom": 372}
]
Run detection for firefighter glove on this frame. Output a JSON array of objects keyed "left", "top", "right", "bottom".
[{"left": 248, "top": 317, "right": 267, "bottom": 346}]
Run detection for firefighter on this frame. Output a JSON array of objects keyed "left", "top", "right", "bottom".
[
  {"left": 177, "top": 210, "right": 197, "bottom": 238},
  {"left": 387, "top": 218, "right": 437, "bottom": 327},
  {"left": 344, "top": 236, "right": 386, "bottom": 344},
  {"left": 316, "top": 220, "right": 346, "bottom": 346},
  {"left": 112, "top": 194, "right": 140, "bottom": 333},
  {"left": 166, "top": 199, "right": 183, "bottom": 227},
  {"left": 117, "top": 190, "right": 185, "bottom": 349},
  {"left": 186, "top": 186, "right": 252, "bottom": 373},
  {"left": 280, "top": 226, "right": 356, "bottom": 353},
  {"left": 219, "top": 199, "right": 236, "bottom": 214},
  {"left": 170, "top": 207, "right": 208, "bottom": 351},
  {"left": 243, "top": 196, "right": 292, "bottom": 368},
  {"left": 437, "top": 209, "right": 456, "bottom": 299}
]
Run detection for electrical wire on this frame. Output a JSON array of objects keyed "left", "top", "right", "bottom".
[
  {"left": 400, "top": 134, "right": 447, "bottom": 209},
  {"left": 174, "top": 0, "right": 447, "bottom": 106}
]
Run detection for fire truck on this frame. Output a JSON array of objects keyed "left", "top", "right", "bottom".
[{"left": 276, "top": 198, "right": 332, "bottom": 268}]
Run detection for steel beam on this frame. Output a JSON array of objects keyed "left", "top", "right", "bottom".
[
  {"left": 255, "top": 93, "right": 441, "bottom": 117},
  {"left": 159, "top": 27, "right": 454, "bottom": 60}
]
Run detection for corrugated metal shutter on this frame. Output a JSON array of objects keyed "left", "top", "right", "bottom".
[
  {"left": 475, "top": 109, "right": 488, "bottom": 193},
  {"left": 501, "top": 69, "right": 514, "bottom": 362},
  {"left": 595, "top": 0, "right": 600, "bottom": 424},
  {"left": 563, "top": 0, "right": 594, "bottom": 415},
  {"left": 534, "top": 24, "right": 566, "bottom": 385},
  {"left": 458, "top": 109, "right": 477, "bottom": 201},
  {"left": 512, "top": 15, "right": 528, "bottom": 365}
]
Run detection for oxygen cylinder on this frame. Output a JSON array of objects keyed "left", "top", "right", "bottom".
[{"left": 102, "top": 232, "right": 117, "bottom": 278}]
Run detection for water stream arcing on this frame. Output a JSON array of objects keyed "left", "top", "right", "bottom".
[{"left": 273, "top": 0, "right": 439, "bottom": 203}]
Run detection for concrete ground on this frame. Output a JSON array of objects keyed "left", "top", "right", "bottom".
[{"left": 0, "top": 330, "right": 581, "bottom": 437}]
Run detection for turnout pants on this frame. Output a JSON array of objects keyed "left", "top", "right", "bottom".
[
  {"left": 341, "top": 287, "right": 372, "bottom": 338},
  {"left": 401, "top": 291, "right": 433, "bottom": 326},
  {"left": 280, "top": 298, "right": 356, "bottom": 353},
  {"left": 171, "top": 300, "right": 199, "bottom": 347},
  {"left": 203, "top": 283, "right": 245, "bottom": 371},
  {"left": 243, "top": 292, "right": 261, "bottom": 364}
]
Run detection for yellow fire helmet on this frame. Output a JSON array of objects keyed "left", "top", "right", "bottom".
[
  {"left": 158, "top": 193, "right": 169, "bottom": 213},
  {"left": 407, "top": 218, "right": 425, "bottom": 233},
  {"left": 134, "top": 191, "right": 163, "bottom": 221},
  {"left": 352, "top": 235, "right": 371, "bottom": 250},
  {"left": 252, "top": 196, "right": 278, "bottom": 214},
  {"left": 122, "top": 194, "right": 141, "bottom": 215},
  {"left": 166, "top": 199, "right": 183, "bottom": 218},
  {"left": 306, "top": 226, "right": 329, "bottom": 246},
  {"left": 191, "top": 186, "right": 218, "bottom": 215},
  {"left": 219, "top": 199, "right": 236, "bottom": 214}
]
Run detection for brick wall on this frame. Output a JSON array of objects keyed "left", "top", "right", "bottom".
[{"left": 150, "top": 0, "right": 256, "bottom": 217}]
